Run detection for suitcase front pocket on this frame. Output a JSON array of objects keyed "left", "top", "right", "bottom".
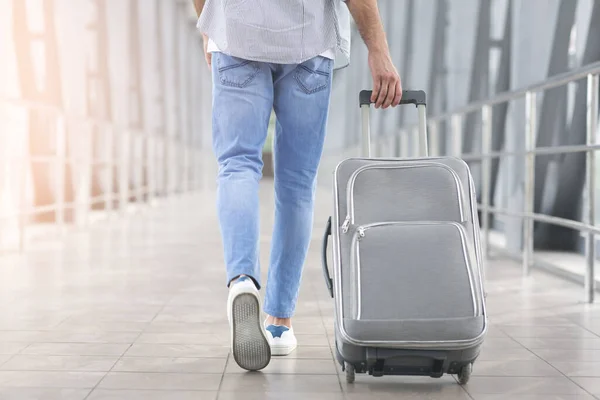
[
  {"left": 342, "top": 163, "right": 467, "bottom": 233},
  {"left": 350, "top": 221, "right": 477, "bottom": 321}
]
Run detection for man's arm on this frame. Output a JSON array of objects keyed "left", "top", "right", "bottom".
[
  {"left": 346, "top": 0, "right": 402, "bottom": 109},
  {"left": 193, "top": 0, "right": 212, "bottom": 67}
]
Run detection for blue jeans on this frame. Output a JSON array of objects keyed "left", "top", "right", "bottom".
[{"left": 211, "top": 52, "right": 334, "bottom": 319}]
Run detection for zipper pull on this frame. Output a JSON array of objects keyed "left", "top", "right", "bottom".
[
  {"left": 358, "top": 227, "right": 365, "bottom": 238},
  {"left": 341, "top": 216, "right": 350, "bottom": 233}
]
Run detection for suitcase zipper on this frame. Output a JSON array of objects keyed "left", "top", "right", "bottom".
[
  {"left": 342, "top": 217, "right": 365, "bottom": 238},
  {"left": 357, "top": 226, "right": 365, "bottom": 238},
  {"left": 341, "top": 216, "right": 351, "bottom": 233}
]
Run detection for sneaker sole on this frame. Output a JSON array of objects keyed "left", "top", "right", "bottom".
[{"left": 231, "top": 293, "right": 271, "bottom": 371}]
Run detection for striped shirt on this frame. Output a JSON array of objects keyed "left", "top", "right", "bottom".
[{"left": 196, "top": 0, "right": 351, "bottom": 69}]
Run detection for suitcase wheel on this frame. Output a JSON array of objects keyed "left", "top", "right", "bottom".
[
  {"left": 345, "top": 362, "right": 355, "bottom": 384},
  {"left": 457, "top": 363, "right": 472, "bottom": 385}
]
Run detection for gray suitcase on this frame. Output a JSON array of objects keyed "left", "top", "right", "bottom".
[{"left": 321, "top": 90, "right": 487, "bottom": 384}]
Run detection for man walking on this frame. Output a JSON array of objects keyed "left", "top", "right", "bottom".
[{"left": 194, "top": 0, "right": 402, "bottom": 371}]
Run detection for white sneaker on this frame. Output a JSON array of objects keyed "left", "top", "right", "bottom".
[
  {"left": 227, "top": 276, "right": 271, "bottom": 371},
  {"left": 264, "top": 321, "right": 297, "bottom": 356}
]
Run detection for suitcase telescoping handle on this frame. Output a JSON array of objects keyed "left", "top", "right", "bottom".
[{"left": 359, "top": 89, "right": 428, "bottom": 158}]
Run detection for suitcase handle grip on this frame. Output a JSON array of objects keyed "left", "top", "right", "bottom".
[
  {"left": 359, "top": 89, "right": 428, "bottom": 158},
  {"left": 359, "top": 90, "right": 426, "bottom": 107},
  {"left": 322, "top": 216, "right": 334, "bottom": 298}
]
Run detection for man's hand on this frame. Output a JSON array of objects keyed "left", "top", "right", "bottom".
[
  {"left": 202, "top": 34, "right": 212, "bottom": 68},
  {"left": 346, "top": 0, "right": 403, "bottom": 108},
  {"left": 194, "top": 1, "right": 210, "bottom": 68},
  {"left": 368, "top": 50, "right": 402, "bottom": 109}
]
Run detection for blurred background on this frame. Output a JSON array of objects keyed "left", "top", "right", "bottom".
[
  {"left": 0, "top": 0, "right": 599, "bottom": 289},
  {"left": 0, "top": 0, "right": 210, "bottom": 251}
]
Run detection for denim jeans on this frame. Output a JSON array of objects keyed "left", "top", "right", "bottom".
[{"left": 211, "top": 52, "right": 334, "bottom": 319}]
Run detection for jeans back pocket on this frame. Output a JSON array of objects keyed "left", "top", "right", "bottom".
[
  {"left": 294, "top": 56, "right": 333, "bottom": 94},
  {"left": 215, "top": 52, "right": 260, "bottom": 88}
]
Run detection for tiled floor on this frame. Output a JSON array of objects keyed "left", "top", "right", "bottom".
[{"left": 2, "top": 182, "right": 600, "bottom": 399}]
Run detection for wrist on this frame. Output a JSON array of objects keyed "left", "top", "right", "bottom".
[
  {"left": 368, "top": 45, "right": 390, "bottom": 58},
  {"left": 366, "top": 37, "right": 390, "bottom": 55}
]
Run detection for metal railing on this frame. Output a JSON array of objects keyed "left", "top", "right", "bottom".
[
  {"left": 395, "top": 61, "right": 600, "bottom": 303},
  {"left": 0, "top": 98, "right": 204, "bottom": 253}
]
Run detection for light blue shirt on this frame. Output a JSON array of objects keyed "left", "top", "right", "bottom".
[{"left": 197, "top": 0, "right": 351, "bottom": 70}]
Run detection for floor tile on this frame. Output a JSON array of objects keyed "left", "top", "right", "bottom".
[
  {"left": 0, "top": 388, "right": 91, "bottom": 400},
  {"left": 219, "top": 373, "right": 342, "bottom": 392},
  {"left": 0, "top": 371, "right": 105, "bottom": 388},
  {"left": 64, "top": 312, "right": 159, "bottom": 324},
  {"left": 570, "top": 377, "right": 600, "bottom": 395},
  {"left": 42, "top": 331, "right": 140, "bottom": 344},
  {"left": 124, "top": 344, "right": 229, "bottom": 358},
  {"left": 55, "top": 321, "right": 149, "bottom": 333},
  {"left": 463, "top": 376, "right": 589, "bottom": 395},
  {"left": 0, "top": 343, "right": 29, "bottom": 355},
  {"left": 135, "top": 333, "right": 228, "bottom": 346},
  {"left": 483, "top": 325, "right": 511, "bottom": 338},
  {"left": 218, "top": 393, "right": 345, "bottom": 400},
  {"left": 0, "top": 320, "right": 67, "bottom": 331},
  {"left": 277, "top": 346, "right": 334, "bottom": 359},
  {"left": 97, "top": 372, "right": 222, "bottom": 391},
  {"left": 551, "top": 361, "right": 600, "bottom": 377},
  {"left": 516, "top": 338, "right": 600, "bottom": 350},
  {"left": 226, "top": 358, "right": 337, "bottom": 375},
  {"left": 477, "top": 346, "right": 539, "bottom": 361},
  {"left": 345, "top": 392, "right": 471, "bottom": 400},
  {"left": 0, "top": 331, "right": 47, "bottom": 342},
  {"left": 341, "top": 375, "right": 468, "bottom": 396},
  {"left": 472, "top": 359, "right": 562, "bottom": 377},
  {"left": 497, "top": 317, "right": 579, "bottom": 327},
  {"left": 471, "top": 395, "right": 596, "bottom": 400},
  {"left": 112, "top": 356, "right": 227, "bottom": 374},
  {"left": 501, "top": 326, "right": 599, "bottom": 339},
  {"left": 145, "top": 321, "right": 230, "bottom": 334},
  {"left": 480, "top": 337, "right": 524, "bottom": 349},
  {"left": 294, "top": 334, "right": 330, "bottom": 347},
  {"left": 152, "top": 312, "right": 228, "bottom": 324},
  {"left": 0, "top": 355, "right": 119, "bottom": 372},
  {"left": 533, "top": 349, "right": 600, "bottom": 362},
  {"left": 87, "top": 389, "right": 217, "bottom": 400},
  {"left": 0, "top": 331, "right": 138, "bottom": 344},
  {"left": 21, "top": 343, "right": 130, "bottom": 356}
]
